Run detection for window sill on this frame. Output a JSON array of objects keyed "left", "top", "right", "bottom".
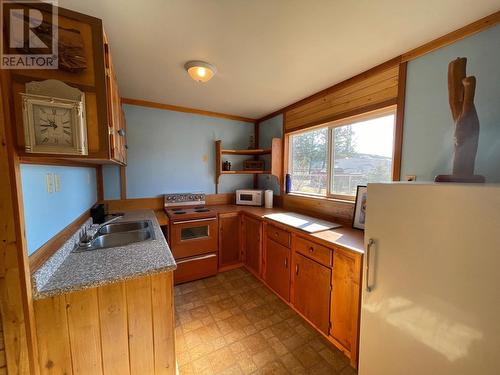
[{"left": 285, "top": 192, "right": 355, "bottom": 205}]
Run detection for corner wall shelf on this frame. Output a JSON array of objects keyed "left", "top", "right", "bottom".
[{"left": 215, "top": 138, "right": 282, "bottom": 193}]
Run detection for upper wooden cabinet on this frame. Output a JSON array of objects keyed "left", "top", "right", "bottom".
[{"left": 6, "top": 6, "right": 126, "bottom": 165}]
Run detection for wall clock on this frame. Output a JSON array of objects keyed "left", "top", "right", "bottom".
[{"left": 21, "top": 93, "right": 88, "bottom": 155}]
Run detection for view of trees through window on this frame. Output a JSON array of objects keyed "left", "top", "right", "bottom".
[
  {"left": 290, "top": 128, "right": 328, "bottom": 195},
  {"left": 289, "top": 112, "right": 395, "bottom": 197}
]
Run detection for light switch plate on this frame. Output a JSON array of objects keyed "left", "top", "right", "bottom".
[
  {"left": 55, "top": 174, "right": 61, "bottom": 192},
  {"left": 46, "top": 173, "right": 54, "bottom": 193}
]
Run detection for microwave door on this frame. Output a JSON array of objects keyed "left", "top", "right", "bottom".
[{"left": 240, "top": 194, "right": 254, "bottom": 202}]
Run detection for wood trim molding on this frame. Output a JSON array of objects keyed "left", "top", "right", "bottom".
[
  {"left": 401, "top": 11, "right": 500, "bottom": 62},
  {"left": 257, "top": 11, "right": 500, "bottom": 123},
  {"left": 120, "top": 166, "right": 127, "bottom": 200},
  {"left": 121, "top": 98, "right": 257, "bottom": 124},
  {"left": 18, "top": 156, "right": 97, "bottom": 168},
  {"left": 29, "top": 210, "right": 91, "bottom": 273},
  {"left": 393, "top": 62, "right": 407, "bottom": 181}
]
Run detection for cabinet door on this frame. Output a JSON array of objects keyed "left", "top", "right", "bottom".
[
  {"left": 293, "top": 252, "right": 331, "bottom": 334},
  {"left": 104, "top": 37, "right": 126, "bottom": 164},
  {"left": 330, "top": 248, "right": 362, "bottom": 353},
  {"left": 219, "top": 213, "right": 241, "bottom": 267},
  {"left": 243, "top": 215, "right": 262, "bottom": 276},
  {"left": 265, "top": 238, "right": 290, "bottom": 301}
]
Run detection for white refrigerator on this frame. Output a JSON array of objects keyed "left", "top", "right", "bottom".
[{"left": 358, "top": 183, "right": 500, "bottom": 375}]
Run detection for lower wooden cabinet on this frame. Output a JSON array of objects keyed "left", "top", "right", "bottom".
[
  {"left": 265, "top": 238, "right": 291, "bottom": 301},
  {"left": 242, "top": 215, "right": 262, "bottom": 276},
  {"left": 219, "top": 212, "right": 241, "bottom": 267},
  {"left": 33, "top": 272, "right": 175, "bottom": 374},
  {"left": 292, "top": 252, "right": 331, "bottom": 334},
  {"left": 330, "top": 247, "right": 362, "bottom": 358}
]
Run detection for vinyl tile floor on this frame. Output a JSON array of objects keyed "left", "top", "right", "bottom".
[{"left": 174, "top": 267, "right": 357, "bottom": 375}]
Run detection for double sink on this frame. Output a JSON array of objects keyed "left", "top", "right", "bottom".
[{"left": 74, "top": 220, "right": 155, "bottom": 252}]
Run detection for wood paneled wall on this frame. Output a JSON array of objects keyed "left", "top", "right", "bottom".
[
  {"left": 1, "top": 71, "right": 39, "bottom": 374},
  {"left": 33, "top": 272, "right": 175, "bottom": 375},
  {"left": 284, "top": 65, "right": 399, "bottom": 132},
  {"left": 281, "top": 194, "right": 354, "bottom": 225}
]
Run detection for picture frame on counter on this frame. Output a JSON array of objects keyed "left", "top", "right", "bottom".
[{"left": 352, "top": 185, "right": 367, "bottom": 230}]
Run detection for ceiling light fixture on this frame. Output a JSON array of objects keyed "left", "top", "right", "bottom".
[{"left": 185, "top": 61, "right": 217, "bottom": 83}]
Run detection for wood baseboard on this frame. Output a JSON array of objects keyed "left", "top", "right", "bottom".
[
  {"left": 218, "top": 263, "right": 244, "bottom": 273},
  {"left": 29, "top": 210, "right": 91, "bottom": 273}
]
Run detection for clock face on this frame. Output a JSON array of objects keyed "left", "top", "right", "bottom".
[{"left": 33, "top": 104, "right": 74, "bottom": 147}]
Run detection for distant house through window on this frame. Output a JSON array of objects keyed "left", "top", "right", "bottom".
[{"left": 288, "top": 108, "right": 396, "bottom": 199}]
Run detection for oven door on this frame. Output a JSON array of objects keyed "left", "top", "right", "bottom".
[{"left": 170, "top": 217, "right": 218, "bottom": 259}]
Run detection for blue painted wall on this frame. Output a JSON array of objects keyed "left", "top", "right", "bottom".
[
  {"left": 114, "top": 105, "right": 254, "bottom": 198},
  {"left": 401, "top": 25, "right": 500, "bottom": 182},
  {"left": 102, "top": 164, "right": 121, "bottom": 200},
  {"left": 20, "top": 165, "right": 97, "bottom": 255},
  {"left": 258, "top": 114, "right": 283, "bottom": 195}
]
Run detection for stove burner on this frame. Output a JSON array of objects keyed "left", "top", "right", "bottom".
[
  {"left": 171, "top": 208, "right": 184, "bottom": 211},
  {"left": 173, "top": 211, "right": 186, "bottom": 214},
  {"left": 194, "top": 206, "right": 205, "bottom": 209},
  {"left": 195, "top": 208, "right": 210, "bottom": 212}
]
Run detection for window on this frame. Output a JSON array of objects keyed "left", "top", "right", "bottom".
[{"left": 288, "top": 109, "right": 396, "bottom": 198}]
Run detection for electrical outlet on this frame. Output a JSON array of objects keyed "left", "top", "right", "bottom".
[
  {"left": 55, "top": 174, "right": 61, "bottom": 192},
  {"left": 46, "top": 173, "right": 54, "bottom": 193},
  {"left": 406, "top": 175, "right": 416, "bottom": 182}
]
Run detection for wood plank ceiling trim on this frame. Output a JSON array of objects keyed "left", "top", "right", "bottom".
[{"left": 121, "top": 97, "right": 257, "bottom": 124}]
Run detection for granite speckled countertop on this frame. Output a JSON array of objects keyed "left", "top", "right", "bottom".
[{"left": 32, "top": 210, "right": 176, "bottom": 300}]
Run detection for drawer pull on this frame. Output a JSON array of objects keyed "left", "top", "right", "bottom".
[
  {"left": 275, "top": 232, "right": 279, "bottom": 237},
  {"left": 295, "top": 264, "right": 299, "bottom": 275},
  {"left": 309, "top": 246, "right": 314, "bottom": 253},
  {"left": 284, "top": 257, "right": 288, "bottom": 268}
]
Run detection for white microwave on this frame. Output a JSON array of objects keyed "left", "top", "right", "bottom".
[{"left": 236, "top": 189, "right": 264, "bottom": 206}]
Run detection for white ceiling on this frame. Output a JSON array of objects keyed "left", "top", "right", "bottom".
[{"left": 59, "top": 0, "right": 499, "bottom": 119}]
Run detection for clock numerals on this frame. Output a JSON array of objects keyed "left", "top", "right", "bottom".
[{"left": 23, "top": 93, "right": 87, "bottom": 155}]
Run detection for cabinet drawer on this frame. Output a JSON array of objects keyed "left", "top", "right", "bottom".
[
  {"left": 266, "top": 224, "right": 290, "bottom": 248},
  {"left": 293, "top": 236, "right": 332, "bottom": 267}
]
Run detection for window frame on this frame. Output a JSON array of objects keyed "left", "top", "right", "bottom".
[{"left": 287, "top": 106, "right": 397, "bottom": 201}]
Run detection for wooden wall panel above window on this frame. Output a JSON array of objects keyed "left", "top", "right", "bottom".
[{"left": 284, "top": 65, "right": 399, "bottom": 132}]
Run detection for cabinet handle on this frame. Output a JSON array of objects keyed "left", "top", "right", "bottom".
[
  {"left": 309, "top": 246, "right": 314, "bottom": 253},
  {"left": 366, "top": 238, "right": 375, "bottom": 292},
  {"left": 117, "top": 128, "right": 126, "bottom": 136},
  {"left": 284, "top": 257, "right": 288, "bottom": 268},
  {"left": 295, "top": 264, "right": 299, "bottom": 275},
  {"left": 275, "top": 232, "right": 279, "bottom": 237}
]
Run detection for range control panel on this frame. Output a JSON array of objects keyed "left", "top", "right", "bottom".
[{"left": 164, "top": 193, "right": 206, "bottom": 207}]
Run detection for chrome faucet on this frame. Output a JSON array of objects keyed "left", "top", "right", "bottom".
[{"left": 79, "top": 214, "right": 124, "bottom": 247}]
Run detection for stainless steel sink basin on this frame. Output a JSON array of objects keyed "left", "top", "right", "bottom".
[
  {"left": 74, "top": 220, "right": 155, "bottom": 252},
  {"left": 98, "top": 220, "right": 151, "bottom": 235}
]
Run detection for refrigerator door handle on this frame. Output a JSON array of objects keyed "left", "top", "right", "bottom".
[{"left": 366, "top": 238, "right": 375, "bottom": 292}]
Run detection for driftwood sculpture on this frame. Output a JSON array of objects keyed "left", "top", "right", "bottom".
[{"left": 435, "top": 57, "right": 485, "bottom": 183}]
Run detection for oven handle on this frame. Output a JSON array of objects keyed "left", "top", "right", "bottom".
[
  {"left": 173, "top": 217, "right": 217, "bottom": 225},
  {"left": 176, "top": 253, "right": 217, "bottom": 264}
]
